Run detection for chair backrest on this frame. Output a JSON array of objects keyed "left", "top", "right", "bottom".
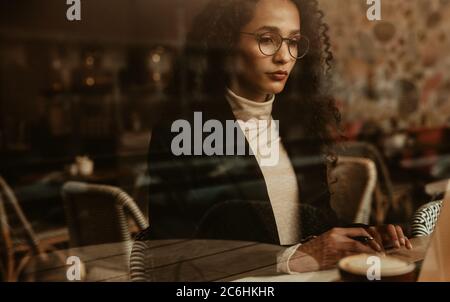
[
  {"left": 61, "top": 181, "right": 149, "bottom": 252},
  {"left": 0, "top": 176, "right": 42, "bottom": 254},
  {"left": 411, "top": 200, "right": 443, "bottom": 237},
  {"left": 0, "top": 175, "right": 45, "bottom": 281},
  {"left": 130, "top": 240, "right": 148, "bottom": 282},
  {"left": 333, "top": 142, "right": 394, "bottom": 224},
  {"left": 329, "top": 156, "right": 377, "bottom": 225},
  {"left": 418, "top": 184, "right": 450, "bottom": 281}
]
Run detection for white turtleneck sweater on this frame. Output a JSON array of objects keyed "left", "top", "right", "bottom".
[{"left": 225, "top": 88, "right": 301, "bottom": 246}]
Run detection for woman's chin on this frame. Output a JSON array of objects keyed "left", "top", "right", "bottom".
[{"left": 264, "top": 82, "right": 287, "bottom": 95}]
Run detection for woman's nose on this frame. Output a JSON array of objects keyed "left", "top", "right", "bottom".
[{"left": 273, "top": 41, "right": 291, "bottom": 64}]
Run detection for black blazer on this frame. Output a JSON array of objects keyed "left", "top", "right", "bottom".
[{"left": 143, "top": 95, "right": 338, "bottom": 245}]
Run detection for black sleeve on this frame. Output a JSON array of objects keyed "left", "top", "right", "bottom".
[
  {"left": 145, "top": 124, "right": 199, "bottom": 239},
  {"left": 299, "top": 160, "right": 340, "bottom": 239}
]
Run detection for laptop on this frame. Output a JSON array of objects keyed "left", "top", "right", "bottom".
[{"left": 418, "top": 180, "right": 450, "bottom": 282}]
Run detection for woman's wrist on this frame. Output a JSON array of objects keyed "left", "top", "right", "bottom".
[
  {"left": 277, "top": 243, "right": 302, "bottom": 274},
  {"left": 277, "top": 236, "right": 321, "bottom": 274},
  {"left": 288, "top": 243, "right": 320, "bottom": 273}
]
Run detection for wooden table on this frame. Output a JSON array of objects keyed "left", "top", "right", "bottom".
[{"left": 22, "top": 236, "right": 431, "bottom": 282}]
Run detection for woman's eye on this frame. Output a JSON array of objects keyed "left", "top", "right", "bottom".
[{"left": 259, "top": 37, "right": 275, "bottom": 44}]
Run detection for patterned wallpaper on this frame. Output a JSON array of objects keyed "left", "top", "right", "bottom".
[{"left": 320, "top": 0, "right": 450, "bottom": 131}]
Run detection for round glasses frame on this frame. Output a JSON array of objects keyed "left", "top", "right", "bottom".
[{"left": 240, "top": 31, "right": 310, "bottom": 59}]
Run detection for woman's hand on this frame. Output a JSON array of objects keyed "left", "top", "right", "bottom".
[
  {"left": 288, "top": 227, "right": 382, "bottom": 272},
  {"left": 367, "top": 224, "right": 413, "bottom": 250},
  {"left": 287, "top": 225, "right": 413, "bottom": 273}
]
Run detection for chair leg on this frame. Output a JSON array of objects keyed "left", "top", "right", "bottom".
[{"left": 13, "top": 251, "right": 33, "bottom": 281}]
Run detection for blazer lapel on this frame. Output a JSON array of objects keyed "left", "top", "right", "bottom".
[{"left": 199, "top": 96, "right": 281, "bottom": 244}]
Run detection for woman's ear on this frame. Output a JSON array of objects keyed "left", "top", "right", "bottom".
[{"left": 325, "top": 153, "right": 339, "bottom": 185}]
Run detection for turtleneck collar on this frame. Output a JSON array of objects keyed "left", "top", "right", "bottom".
[{"left": 225, "top": 87, "right": 275, "bottom": 121}]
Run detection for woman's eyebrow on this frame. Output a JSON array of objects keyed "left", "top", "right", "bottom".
[
  {"left": 255, "top": 26, "right": 301, "bottom": 35},
  {"left": 256, "top": 26, "right": 279, "bottom": 32}
]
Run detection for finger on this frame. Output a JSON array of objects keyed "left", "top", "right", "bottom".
[
  {"left": 387, "top": 224, "right": 400, "bottom": 248},
  {"left": 340, "top": 240, "right": 377, "bottom": 254},
  {"left": 368, "top": 226, "right": 384, "bottom": 248},
  {"left": 341, "top": 227, "right": 373, "bottom": 239},
  {"left": 343, "top": 250, "right": 362, "bottom": 258},
  {"left": 352, "top": 241, "right": 378, "bottom": 254},
  {"left": 367, "top": 227, "right": 384, "bottom": 252},
  {"left": 405, "top": 237, "right": 413, "bottom": 250},
  {"left": 340, "top": 228, "right": 383, "bottom": 251},
  {"left": 367, "top": 238, "right": 382, "bottom": 252},
  {"left": 395, "top": 225, "right": 406, "bottom": 247}
]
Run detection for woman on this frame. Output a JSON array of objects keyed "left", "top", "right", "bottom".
[{"left": 143, "top": 0, "right": 412, "bottom": 273}]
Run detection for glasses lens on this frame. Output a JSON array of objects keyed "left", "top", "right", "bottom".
[
  {"left": 258, "top": 33, "right": 282, "bottom": 56},
  {"left": 290, "top": 36, "right": 309, "bottom": 59}
]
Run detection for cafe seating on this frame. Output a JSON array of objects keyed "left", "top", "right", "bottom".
[
  {"left": 129, "top": 240, "right": 148, "bottom": 281},
  {"left": 61, "top": 181, "right": 149, "bottom": 254},
  {"left": 411, "top": 200, "right": 443, "bottom": 237},
  {"left": 0, "top": 175, "right": 64, "bottom": 281},
  {"left": 333, "top": 141, "right": 394, "bottom": 224},
  {"left": 329, "top": 156, "right": 377, "bottom": 225}
]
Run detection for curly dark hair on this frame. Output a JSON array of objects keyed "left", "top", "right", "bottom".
[{"left": 166, "top": 0, "right": 341, "bottom": 156}]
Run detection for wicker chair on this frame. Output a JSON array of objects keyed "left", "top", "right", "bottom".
[
  {"left": 61, "top": 181, "right": 149, "bottom": 255},
  {"left": 411, "top": 200, "right": 443, "bottom": 237},
  {"left": 333, "top": 141, "right": 394, "bottom": 225},
  {"left": 129, "top": 240, "right": 149, "bottom": 282},
  {"left": 329, "top": 156, "right": 377, "bottom": 225},
  {"left": 0, "top": 175, "right": 65, "bottom": 281}
]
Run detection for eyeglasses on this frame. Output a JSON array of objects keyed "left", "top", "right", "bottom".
[
  {"left": 240, "top": 31, "right": 309, "bottom": 59},
  {"left": 240, "top": 31, "right": 309, "bottom": 60}
]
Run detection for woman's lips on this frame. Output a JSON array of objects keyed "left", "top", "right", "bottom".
[{"left": 266, "top": 71, "right": 288, "bottom": 81}]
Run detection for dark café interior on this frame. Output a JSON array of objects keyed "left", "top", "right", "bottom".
[{"left": 1, "top": 0, "right": 450, "bottom": 282}]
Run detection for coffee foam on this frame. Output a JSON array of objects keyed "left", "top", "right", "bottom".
[{"left": 339, "top": 254, "right": 415, "bottom": 277}]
